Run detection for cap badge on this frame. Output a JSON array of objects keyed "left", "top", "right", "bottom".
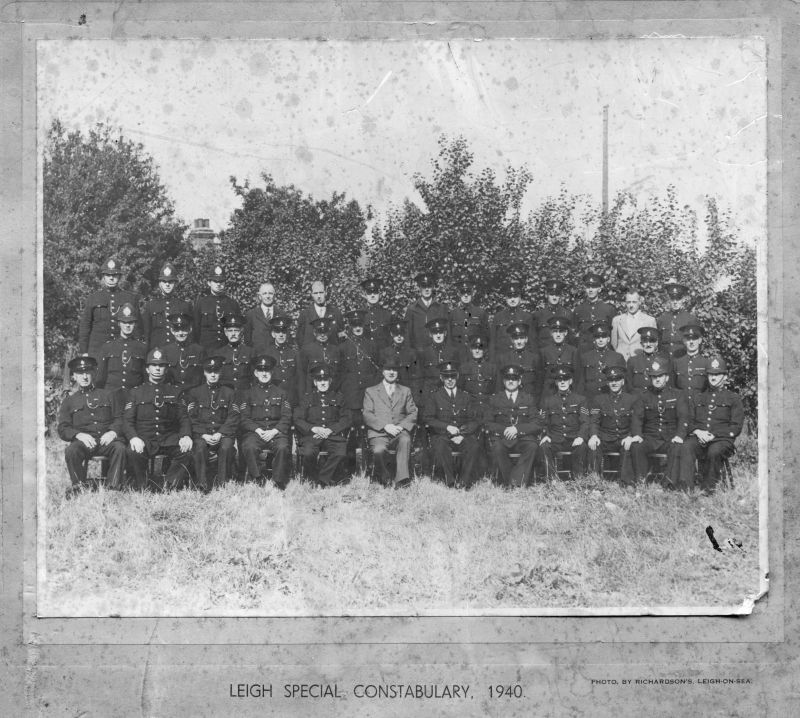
[
  {"left": 652, "top": 362, "right": 660, "bottom": 371},
  {"left": 711, "top": 359, "right": 719, "bottom": 369},
  {"left": 214, "top": 266, "right": 222, "bottom": 276},
  {"left": 108, "top": 260, "right": 116, "bottom": 269},
  {"left": 164, "top": 267, "right": 172, "bottom": 276},
  {"left": 153, "top": 350, "right": 162, "bottom": 360},
  {"left": 122, "top": 307, "right": 131, "bottom": 317}
]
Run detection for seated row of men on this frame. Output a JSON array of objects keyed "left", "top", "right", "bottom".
[
  {"left": 86, "top": 297, "right": 714, "bottom": 416},
  {"left": 58, "top": 343, "right": 743, "bottom": 494},
  {"left": 79, "top": 258, "right": 699, "bottom": 363}
]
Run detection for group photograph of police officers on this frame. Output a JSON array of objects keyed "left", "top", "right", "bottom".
[{"left": 58, "top": 257, "right": 745, "bottom": 496}]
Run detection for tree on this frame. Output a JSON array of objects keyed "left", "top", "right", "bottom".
[
  {"left": 185, "top": 174, "right": 368, "bottom": 315},
  {"left": 43, "top": 120, "right": 191, "bottom": 369}
]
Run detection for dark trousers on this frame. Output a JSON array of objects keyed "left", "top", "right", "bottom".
[
  {"left": 680, "top": 436, "right": 735, "bottom": 490},
  {"left": 299, "top": 435, "right": 348, "bottom": 486},
  {"left": 630, "top": 437, "right": 683, "bottom": 485},
  {"left": 489, "top": 435, "right": 538, "bottom": 487},
  {"left": 126, "top": 444, "right": 193, "bottom": 491},
  {"left": 538, "top": 439, "right": 587, "bottom": 479},
  {"left": 430, "top": 433, "right": 481, "bottom": 487},
  {"left": 192, "top": 436, "right": 236, "bottom": 490},
  {"left": 240, "top": 431, "right": 291, "bottom": 487},
  {"left": 588, "top": 438, "right": 636, "bottom": 485},
  {"left": 369, "top": 430, "right": 411, "bottom": 486},
  {"left": 64, "top": 439, "right": 126, "bottom": 489}
]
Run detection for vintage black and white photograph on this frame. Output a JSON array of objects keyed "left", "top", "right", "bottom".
[{"left": 38, "top": 37, "right": 766, "bottom": 617}]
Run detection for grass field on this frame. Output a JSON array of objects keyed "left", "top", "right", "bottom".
[{"left": 40, "top": 436, "right": 762, "bottom": 616}]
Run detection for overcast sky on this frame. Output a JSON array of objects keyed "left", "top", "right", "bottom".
[{"left": 38, "top": 38, "right": 766, "bottom": 245}]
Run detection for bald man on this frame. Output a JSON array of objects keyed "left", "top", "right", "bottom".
[{"left": 296, "top": 280, "right": 346, "bottom": 348}]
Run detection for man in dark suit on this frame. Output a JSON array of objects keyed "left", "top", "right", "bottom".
[
  {"left": 244, "top": 282, "right": 289, "bottom": 354},
  {"left": 362, "top": 355, "right": 418, "bottom": 488},
  {"left": 57, "top": 355, "right": 127, "bottom": 491},
  {"left": 679, "top": 356, "right": 744, "bottom": 492},
  {"left": 296, "top": 280, "right": 346, "bottom": 347},
  {"left": 294, "top": 363, "right": 353, "bottom": 486},
  {"left": 484, "top": 364, "right": 541, "bottom": 488},
  {"left": 422, "top": 362, "right": 481, "bottom": 488}
]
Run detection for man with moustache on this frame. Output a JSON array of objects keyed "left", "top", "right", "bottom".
[{"left": 58, "top": 355, "right": 127, "bottom": 491}]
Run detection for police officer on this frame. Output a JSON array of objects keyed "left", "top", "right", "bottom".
[
  {"left": 236, "top": 355, "right": 293, "bottom": 489},
  {"left": 122, "top": 347, "right": 193, "bottom": 491},
  {"left": 540, "top": 316, "right": 580, "bottom": 398},
  {"left": 629, "top": 358, "right": 690, "bottom": 486},
  {"left": 360, "top": 278, "right": 393, "bottom": 351},
  {"left": 495, "top": 322, "right": 543, "bottom": 403},
  {"left": 264, "top": 316, "right": 301, "bottom": 407},
  {"left": 484, "top": 365, "right": 541, "bottom": 488},
  {"left": 460, "top": 335, "right": 497, "bottom": 409},
  {"left": 626, "top": 327, "right": 672, "bottom": 394},
  {"left": 588, "top": 365, "right": 639, "bottom": 485},
  {"left": 673, "top": 323, "right": 710, "bottom": 401},
  {"left": 162, "top": 313, "right": 206, "bottom": 398},
  {"left": 450, "top": 279, "right": 489, "bottom": 356},
  {"left": 575, "top": 323, "right": 626, "bottom": 400},
  {"left": 416, "top": 317, "right": 460, "bottom": 399},
  {"left": 340, "top": 310, "right": 380, "bottom": 418},
  {"left": 293, "top": 363, "right": 353, "bottom": 486},
  {"left": 185, "top": 356, "right": 238, "bottom": 493},
  {"left": 538, "top": 365, "right": 589, "bottom": 479},
  {"left": 296, "top": 280, "right": 346, "bottom": 348},
  {"left": 379, "top": 319, "right": 417, "bottom": 390},
  {"left": 572, "top": 272, "right": 617, "bottom": 353},
  {"left": 94, "top": 302, "right": 147, "bottom": 397},
  {"left": 218, "top": 314, "right": 254, "bottom": 394},
  {"left": 299, "top": 316, "right": 343, "bottom": 394},
  {"left": 657, "top": 278, "right": 699, "bottom": 358},
  {"left": 78, "top": 257, "right": 141, "bottom": 358},
  {"left": 489, "top": 279, "right": 535, "bottom": 360},
  {"left": 679, "top": 356, "right": 744, "bottom": 491},
  {"left": 422, "top": 361, "right": 481, "bottom": 488},
  {"left": 404, "top": 272, "right": 450, "bottom": 351},
  {"left": 57, "top": 356, "right": 127, "bottom": 490},
  {"left": 194, "top": 265, "right": 241, "bottom": 351},
  {"left": 141, "top": 262, "right": 192, "bottom": 350},
  {"left": 533, "top": 279, "right": 575, "bottom": 349}
]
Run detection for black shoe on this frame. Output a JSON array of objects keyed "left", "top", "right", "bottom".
[{"left": 394, "top": 477, "right": 412, "bottom": 490}]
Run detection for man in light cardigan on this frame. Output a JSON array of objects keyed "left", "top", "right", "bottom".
[{"left": 362, "top": 355, "right": 418, "bottom": 488}]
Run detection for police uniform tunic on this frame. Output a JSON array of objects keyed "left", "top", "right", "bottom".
[
  {"left": 299, "top": 341, "right": 343, "bottom": 394},
  {"left": 340, "top": 337, "right": 380, "bottom": 412},
  {"left": 296, "top": 303, "right": 346, "bottom": 347},
  {"left": 532, "top": 305, "right": 575, "bottom": 349},
  {"left": 630, "top": 386, "right": 689, "bottom": 485},
  {"left": 450, "top": 303, "right": 489, "bottom": 351},
  {"left": 673, "top": 353, "right": 711, "bottom": 401},
  {"left": 162, "top": 342, "right": 206, "bottom": 397},
  {"left": 657, "top": 309, "right": 698, "bottom": 357},
  {"left": 95, "top": 337, "right": 147, "bottom": 395},
  {"left": 483, "top": 391, "right": 541, "bottom": 487},
  {"left": 185, "top": 382, "right": 238, "bottom": 489},
  {"left": 540, "top": 343, "right": 580, "bottom": 397},
  {"left": 236, "top": 382, "right": 293, "bottom": 487},
  {"left": 416, "top": 342, "right": 461, "bottom": 398},
  {"left": 141, "top": 294, "right": 193, "bottom": 350},
  {"left": 362, "top": 303, "right": 393, "bottom": 351},
  {"left": 572, "top": 300, "right": 617, "bottom": 351},
  {"left": 293, "top": 389, "right": 352, "bottom": 485},
  {"left": 422, "top": 387, "right": 481, "bottom": 487},
  {"left": 496, "top": 347, "right": 543, "bottom": 403},
  {"left": 680, "top": 385, "right": 744, "bottom": 490},
  {"left": 218, "top": 342, "right": 255, "bottom": 393},
  {"left": 193, "top": 292, "right": 241, "bottom": 351},
  {"left": 265, "top": 343, "right": 301, "bottom": 407},
  {"left": 57, "top": 386, "right": 126, "bottom": 488},
  {"left": 79, "top": 287, "right": 142, "bottom": 358},
  {"left": 626, "top": 352, "right": 672, "bottom": 394},
  {"left": 538, "top": 391, "right": 590, "bottom": 478},
  {"left": 403, "top": 299, "right": 450, "bottom": 351},
  {"left": 588, "top": 390, "right": 639, "bottom": 484},
  {"left": 460, "top": 358, "right": 497, "bottom": 409},
  {"left": 122, "top": 381, "right": 193, "bottom": 490},
  {"left": 489, "top": 307, "right": 535, "bottom": 359},
  {"left": 576, "top": 347, "right": 626, "bottom": 399}
]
